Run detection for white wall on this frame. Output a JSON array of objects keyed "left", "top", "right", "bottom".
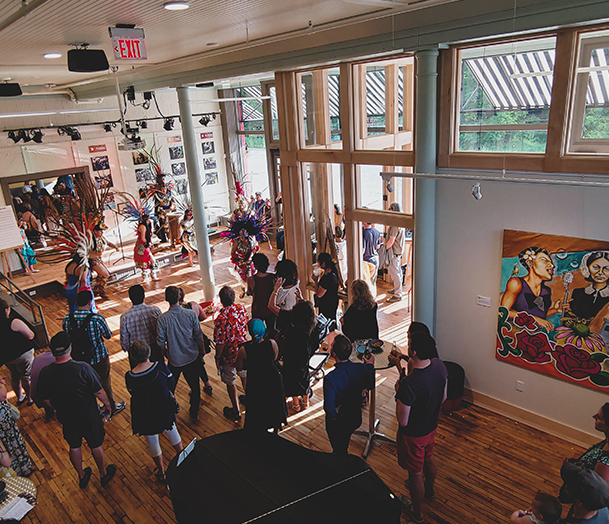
[{"left": 435, "top": 179, "right": 607, "bottom": 437}]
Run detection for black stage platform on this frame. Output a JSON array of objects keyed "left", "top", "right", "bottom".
[{"left": 166, "top": 430, "right": 402, "bottom": 524}]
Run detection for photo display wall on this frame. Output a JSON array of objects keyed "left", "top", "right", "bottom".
[
  {"left": 88, "top": 144, "right": 115, "bottom": 209},
  {"left": 496, "top": 229, "right": 609, "bottom": 392},
  {"left": 201, "top": 132, "right": 218, "bottom": 186}
]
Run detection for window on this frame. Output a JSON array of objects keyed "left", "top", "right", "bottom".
[
  {"left": 569, "top": 30, "right": 609, "bottom": 153},
  {"left": 457, "top": 37, "right": 556, "bottom": 153},
  {"left": 299, "top": 68, "right": 341, "bottom": 148}
]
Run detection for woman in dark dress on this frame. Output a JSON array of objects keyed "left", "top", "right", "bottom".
[
  {"left": 281, "top": 301, "right": 317, "bottom": 412},
  {"left": 247, "top": 254, "right": 276, "bottom": 334},
  {"left": 0, "top": 299, "right": 35, "bottom": 406},
  {"left": 341, "top": 279, "right": 379, "bottom": 342},
  {"left": 125, "top": 341, "right": 183, "bottom": 482},
  {"left": 236, "top": 319, "right": 287, "bottom": 433},
  {"left": 313, "top": 253, "right": 339, "bottom": 321}
]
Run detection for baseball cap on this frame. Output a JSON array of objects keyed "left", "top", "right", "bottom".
[
  {"left": 561, "top": 461, "right": 609, "bottom": 510},
  {"left": 49, "top": 331, "right": 71, "bottom": 356}
]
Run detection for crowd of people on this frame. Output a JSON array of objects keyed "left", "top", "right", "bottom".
[{"left": 1, "top": 209, "right": 607, "bottom": 523}]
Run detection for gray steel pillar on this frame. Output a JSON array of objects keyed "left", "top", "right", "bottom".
[
  {"left": 176, "top": 86, "right": 216, "bottom": 301},
  {"left": 413, "top": 49, "right": 439, "bottom": 333}
]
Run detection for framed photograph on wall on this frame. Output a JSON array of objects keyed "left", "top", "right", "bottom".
[
  {"left": 202, "top": 141, "right": 215, "bottom": 155},
  {"left": 94, "top": 173, "right": 113, "bottom": 189},
  {"left": 172, "top": 162, "right": 186, "bottom": 176},
  {"left": 169, "top": 146, "right": 184, "bottom": 160},
  {"left": 205, "top": 171, "right": 218, "bottom": 185},
  {"left": 203, "top": 157, "right": 216, "bottom": 170},
  {"left": 91, "top": 155, "right": 110, "bottom": 171},
  {"left": 132, "top": 151, "right": 149, "bottom": 165}
]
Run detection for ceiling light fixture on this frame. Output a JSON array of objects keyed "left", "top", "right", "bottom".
[
  {"left": 164, "top": 1, "right": 189, "bottom": 10},
  {"left": 44, "top": 53, "right": 62, "bottom": 59},
  {"left": 163, "top": 118, "right": 174, "bottom": 131},
  {"left": 206, "top": 42, "right": 219, "bottom": 47},
  {"left": 57, "top": 126, "right": 82, "bottom": 141},
  {"left": 18, "top": 130, "right": 31, "bottom": 143},
  {"left": 471, "top": 182, "right": 482, "bottom": 200},
  {"left": 7, "top": 131, "right": 19, "bottom": 143}
]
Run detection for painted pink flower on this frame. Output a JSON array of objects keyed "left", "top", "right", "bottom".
[
  {"left": 552, "top": 344, "right": 602, "bottom": 380},
  {"left": 514, "top": 312, "right": 537, "bottom": 331},
  {"left": 515, "top": 331, "right": 553, "bottom": 364},
  {"left": 554, "top": 326, "right": 606, "bottom": 353}
]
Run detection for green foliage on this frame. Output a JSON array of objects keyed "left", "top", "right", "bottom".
[{"left": 583, "top": 107, "right": 609, "bottom": 139}]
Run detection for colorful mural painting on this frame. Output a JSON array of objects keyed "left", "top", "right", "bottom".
[{"left": 497, "top": 230, "right": 609, "bottom": 392}]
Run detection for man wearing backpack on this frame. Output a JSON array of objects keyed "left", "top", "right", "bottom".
[{"left": 62, "top": 290, "right": 125, "bottom": 418}]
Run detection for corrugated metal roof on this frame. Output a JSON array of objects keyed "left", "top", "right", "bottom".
[{"left": 464, "top": 48, "right": 609, "bottom": 111}]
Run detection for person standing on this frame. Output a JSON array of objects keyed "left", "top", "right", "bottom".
[
  {"left": 388, "top": 331, "right": 447, "bottom": 524},
  {"left": 62, "top": 290, "right": 125, "bottom": 418},
  {"left": 214, "top": 286, "right": 249, "bottom": 421},
  {"left": 120, "top": 285, "right": 162, "bottom": 364},
  {"left": 313, "top": 253, "right": 340, "bottom": 321},
  {"left": 362, "top": 222, "right": 382, "bottom": 296},
  {"left": 323, "top": 335, "right": 375, "bottom": 454},
  {"left": 157, "top": 286, "right": 212, "bottom": 421},
  {"left": 385, "top": 202, "right": 406, "bottom": 303},
  {"left": 37, "top": 331, "right": 116, "bottom": 488},
  {"left": 247, "top": 253, "right": 276, "bottom": 333},
  {"left": 125, "top": 341, "right": 183, "bottom": 483},
  {"left": 0, "top": 299, "right": 35, "bottom": 406}
]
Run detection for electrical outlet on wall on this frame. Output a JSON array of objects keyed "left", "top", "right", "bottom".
[{"left": 516, "top": 380, "right": 524, "bottom": 392}]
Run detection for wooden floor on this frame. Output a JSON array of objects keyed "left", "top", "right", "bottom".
[{"left": 4, "top": 241, "right": 584, "bottom": 523}]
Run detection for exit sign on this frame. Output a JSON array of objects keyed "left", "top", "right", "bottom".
[{"left": 109, "top": 27, "right": 147, "bottom": 61}]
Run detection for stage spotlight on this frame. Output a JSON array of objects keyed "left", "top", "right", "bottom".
[
  {"left": 104, "top": 124, "right": 113, "bottom": 132},
  {"left": 31, "top": 130, "right": 43, "bottom": 143},
  {"left": 163, "top": 118, "right": 174, "bottom": 131},
  {"left": 57, "top": 126, "right": 82, "bottom": 141},
  {"left": 380, "top": 172, "right": 394, "bottom": 193},
  {"left": 138, "top": 120, "right": 148, "bottom": 129},
  {"left": 18, "top": 130, "right": 31, "bottom": 143},
  {"left": 7, "top": 130, "right": 19, "bottom": 143},
  {"left": 472, "top": 181, "right": 482, "bottom": 200},
  {"left": 198, "top": 115, "right": 211, "bottom": 127}
]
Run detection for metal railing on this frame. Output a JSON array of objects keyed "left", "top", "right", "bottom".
[{"left": 0, "top": 272, "right": 45, "bottom": 325}]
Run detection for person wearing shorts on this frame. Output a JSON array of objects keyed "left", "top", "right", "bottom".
[
  {"left": 37, "top": 331, "right": 117, "bottom": 489},
  {"left": 388, "top": 331, "right": 447, "bottom": 523},
  {"left": 214, "top": 286, "right": 248, "bottom": 421}
]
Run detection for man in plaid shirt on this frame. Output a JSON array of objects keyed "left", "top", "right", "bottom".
[
  {"left": 62, "top": 290, "right": 125, "bottom": 418},
  {"left": 120, "top": 285, "right": 162, "bottom": 364}
]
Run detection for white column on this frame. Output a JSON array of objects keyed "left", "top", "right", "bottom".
[
  {"left": 413, "top": 49, "right": 439, "bottom": 333},
  {"left": 176, "top": 86, "right": 216, "bottom": 301}
]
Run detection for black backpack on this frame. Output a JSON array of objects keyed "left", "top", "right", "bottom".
[{"left": 67, "top": 312, "right": 94, "bottom": 363}]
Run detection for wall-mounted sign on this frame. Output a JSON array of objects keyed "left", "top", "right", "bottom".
[
  {"left": 89, "top": 145, "right": 107, "bottom": 153},
  {"left": 109, "top": 27, "right": 147, "bottom": 61},
  {"left": 167, "top": 136, "right": 182, "bottom": 144}
]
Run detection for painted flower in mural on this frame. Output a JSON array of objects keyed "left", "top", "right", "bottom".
[
  {"left": 515, "top": 331, "right": 553, "bottom": 364},
  {"left": 514, "top": 312, "right": 537, "bottom": 331},
  {"left": 554, "top": 324, "right": 606, "bottom": 353},
  {"left": 552, "top": 344, "right": 602, "bottom": 380}
]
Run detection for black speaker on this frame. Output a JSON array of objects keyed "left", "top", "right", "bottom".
[
  {"left": 0, "top": 83, "right": 22, "bottom": 96},
  {"left": 67, "top": 49, "right": 109, "bottom": 72}
]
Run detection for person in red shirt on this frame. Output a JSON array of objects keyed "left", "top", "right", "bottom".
[{"left": 214, "top": 286, "right": 249, "bottom": 421}]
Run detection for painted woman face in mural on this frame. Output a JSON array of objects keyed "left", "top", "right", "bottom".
[
  {"left": 529, "top": 251, "right": 554, "bottom": 281},
  {"left": 589, "top": 257, "right": 609, "bottom": 287}
]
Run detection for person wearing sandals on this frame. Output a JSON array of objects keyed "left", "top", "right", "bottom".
[
  {"left": 125, "top": 340, "right": 183, "bottom": 482},
  {"left": 281, "top": 301, "right": 317, "bottom": 413},
  {"left": 0, "top": 299, "right": 35, "bottom": 407}
]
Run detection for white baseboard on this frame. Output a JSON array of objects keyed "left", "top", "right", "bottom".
[{"left": 464, "top": 388, "right": 598, "bottom": 448}]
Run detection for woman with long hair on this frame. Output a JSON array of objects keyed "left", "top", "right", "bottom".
[
  {"left": 134, "top": 214, "right": 160, "bottom": 282},
  {"left": 90, "top": 223, "right": 118, "bottom": 298},
  {"left": 282, "top": 301, "right": 317, "bottom": 412},
  {"left": 125, "top": 341, "right": 183, "bottom": 482},
  {"left": 180, "top": 209, "right": 197, "bottom": 267},
  {"left": 341, "top": 279, "right": 379, "bottom": 342},
  {"left": 0, "top": 376, "right": 33, "bottom": 476},
  {"left": 0, "top": 299, "right": 35, "bottom": 406},
  {"left": 313, "top": 252, "right": 339, "bottom": 321},
  {"left": 236, "top": 319, "right": 287, "bottom": 432}
]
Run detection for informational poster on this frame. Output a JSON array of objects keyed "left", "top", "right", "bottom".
[
  {"left": 497, "top": 229, "right": 609, "bottom": 392},
  {"left": 0, "top": 206, "right": 24, "bottom": 251}
]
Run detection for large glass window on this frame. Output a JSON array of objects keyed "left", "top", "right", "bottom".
[
  {"left": 457, "top": 37, "right": 556, "bottom": 153},
  {"left": 569, "top": 30, "right": 609, "bottom": 152},
  {"left": 299, "top": 68, "right": 341, "bottom": 148}
]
